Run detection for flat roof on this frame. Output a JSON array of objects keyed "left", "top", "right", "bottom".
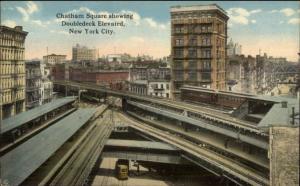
[
  {"left": 106, "top": 139, "right": 178, "bottom": 151},
  {"left": 258, "top": 102, "right": 299, "bottom": 128},
  {"left": 0, "top": 108, "right": 96, "bottom": 186},
  {"left": 1, "top": 96, "right": 76, "bottom": 134},
  {"left": 170, "top": 4, "right": 227, "bottom": 16}
]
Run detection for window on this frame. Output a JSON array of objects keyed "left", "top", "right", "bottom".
[
  {"left": 188, "top": 70, "right": 197, "bottom": 80},
  {"left": 203, "top": 61, "right": 211, "bottom": 69},
  {"left": 175, "top": 38, "right": 184, "bottom": 46},
  {"left": 201, "top": 73, "right": 211, "bottom": 80},
  {"left": 202, "top": 37, "right": 211, "bottom": 46},
  {"left": 173, "top": 61, "right": 183, "bottom": 69},
  {"left": 174, "top": 49, "right": 184, "bottom": 57},
  {"left": 189, "top": 37, "right": 197, "bottom": 46},
  {"left": 201, "top": 50, "right": 211, "bottom": 58},
  {"left": 166, "top": 84, "right": 169, "bottom": 90},
  {"left": 175, "top": 26, "right": 184, "bottom": 33},
  {"left": 217, "top": 23, "right": 223, "bottom": 33},
  {"left": 189, "top": 60, "right": 197, "bottom": 69},
  {"left": 160, "top": 84, "right": 163, "bottom": 89},
  {"left": 188, "top": 25, "right": 194, "bottom": 33},
  {"left": 188, "top": 48, "right": 197, "bottom": 58}
]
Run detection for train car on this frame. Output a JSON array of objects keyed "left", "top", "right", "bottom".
[
  {"left": 115, "top": 159, "right": 129, "bottom": 180},
  {"left": 181, "top": 86, "right": 246, "bottom": 109},
  {"left": 216, "top": 94, "right": 245, "bottom": 109}
]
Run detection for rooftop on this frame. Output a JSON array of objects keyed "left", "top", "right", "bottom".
[
  {"left": 170, "top": 4, "right": 228, "bottom": 16},
  {"left": 0, "top": 108, "right": 96, "bottom": 186},
  {"left": 1, "top": 96, "right": 77, "bottom": 134},
  {"left": 258, "top": 101, "right": 299, "bottom": 128}
]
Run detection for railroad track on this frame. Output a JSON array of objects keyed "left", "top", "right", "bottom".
[
  {"left": 117, "top": 112, "right": 269, "bottom": 186},
  {"left": 127, "top": 111, "right": 269, "bottom": 170}
]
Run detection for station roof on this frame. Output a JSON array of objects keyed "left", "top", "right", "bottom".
[
  {"left": 1, "top": 96, "right": 77, "bottom": 134},
  {"left": 0, "top": 108, "right": 96, "bottom": 186},
  {"left": 258, "top": 101, "right": 299, "bottom": 128},
  {"left": 106, "top": 139, "right": 178, "bottom": 151}
]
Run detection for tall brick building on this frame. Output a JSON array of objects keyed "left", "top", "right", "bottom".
[
  {"left": 170, "top": 4, "right": 229, "bottom": 99},
  {"left": 0, "top": 26, "right": 28, "bottom": 119}
]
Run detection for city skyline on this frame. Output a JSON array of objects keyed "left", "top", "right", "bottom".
[{"left": 1, "top": 1, "right": 299, "bottom": 61}]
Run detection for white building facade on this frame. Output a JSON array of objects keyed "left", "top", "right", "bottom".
[
  {"left": 43, "top": 54, "right": 66, "bottom": 65},
  {"left": 40, "top": 63, "right": 53, "bottom": 104},
  {"left": 129, "top": 80, "right": 171, "bottom": 98}
]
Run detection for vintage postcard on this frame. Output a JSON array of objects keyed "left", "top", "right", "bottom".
[{"left": 0, "top": 1, "right": 299, "bottom": 186}]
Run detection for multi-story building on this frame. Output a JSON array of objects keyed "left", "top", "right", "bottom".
[
  {"left": 129, "top": 80, "right": 171, "bottom": 98},
  {"left": 40, "top": 63, "right": 53, "bottom": 104},
  {"left": 128, "top": 63, "right": 171, "bottom": 98},
  {"left": 72, "top": 44, "right": 97, "bottom": 62},
  {"left": 129, "top": 62, "right": 171, "bottom": 81},
  {"left": 25, "top": 61, "right": 42, "bottom": 109},
  {"left": 43, "top": 54, "right": 67, "bottom": 65},
  {"left": 170, "top": 4, "right": 229, "bottom": 99},
  {"left": 227, "top": 55, "right": 256, "bottom": 94},
  {"left": 227, "top": 38, "right": 242, "bottom": 57},
  {"left": 0, "top": 26, "right": 28, "bottom": 120},
  {"left": 255, "top": 53, "right": 297, "bottom": 95}
]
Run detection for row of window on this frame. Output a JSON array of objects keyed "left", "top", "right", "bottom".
[
  {"left": 150, "top": 83, "right": 170, "bottom": 90},
  {"left": 26, "top": 69, "right": 42, "bottom": 78},
  {"left": 1, "top": 90, "right": 25, "bottom": 104},
  {"left": 0, "top": 48, "right": 25, "bottom": 61},
  {"left": 174, "top": 48, "right": 212, "bottom": 58},
  {"left": 0, "top": 32, "right": 26, "bottom": 41},
  {"left": 150, "top": 92, "right": 169, "bottom": 98},
  {"left": 130, "top": 86, "right": 147, "bottom": 95},
  {"left": 0, "top": 62, "right": 25, "bottom": 75},
  {"left": 0, "top": 38, "right": 25, "bottom": 48},
  {"left": 174, "top": 25, "right": 213, "bottom": 33},
  {"left": 175, "top": 37, "right": 211, "bottom": 46},
  {"left": 26, "top": 80, "right": 41, "bottom": 89},
  {"left": 173, "top": 71, "right": 211, "bottom": 81},
  {"left": 216, "top": 50, "right": 225, "bottom": 59},
  {"left": 1, "top": 77, "right": 25, "bottom": 89},
  {"left": 173, "top": 60, "right": 212, "bottom": 69}
]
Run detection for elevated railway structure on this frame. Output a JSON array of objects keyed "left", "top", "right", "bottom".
[
  {"left": 0, "top": 104, "right": 110, "bottom": 186},
  {"left": 51, "top": 80, "right": 298, "bottom": 185},
  {"left": 102, "top": 139, "right": 189, "bottom": 165},
  {"left": 0, "top": 97, "right": 77, "bottom": 154},
  {"left": 117, "top": 112, "right": 269, "bottom": 185}
]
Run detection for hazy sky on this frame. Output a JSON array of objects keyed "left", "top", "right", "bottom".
[{"left": 2, "top": 1, "right": 299, "bottom": 61}]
